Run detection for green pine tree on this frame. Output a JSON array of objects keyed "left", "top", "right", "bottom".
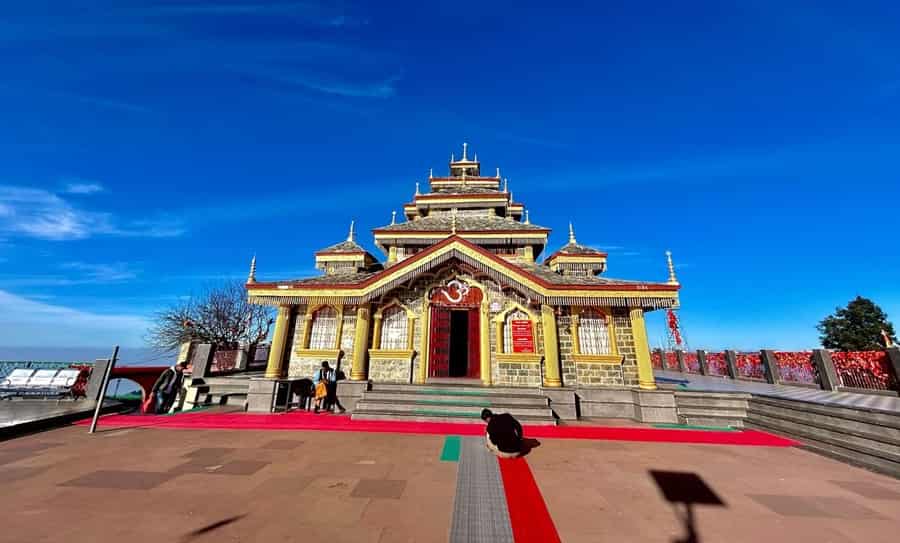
[{"left": 817, "top": 296, "right": 897, "bottom": 351}]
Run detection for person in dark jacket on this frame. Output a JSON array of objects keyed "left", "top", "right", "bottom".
[
  {"left": 151, "top": 362, "right": 187, "bottom": 414},
  {"left": 481, "top": 408, "right": 523, "bottom": 458}
]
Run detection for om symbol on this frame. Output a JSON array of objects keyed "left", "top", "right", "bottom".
[{"left": 441, "top": 279, "right": 470, "bottom": 304}]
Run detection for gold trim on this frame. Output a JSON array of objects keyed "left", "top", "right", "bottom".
[
  {"left": 294, "top": 348, "right": 341, "bottom": 359},
  {"left": 314, "top": 254, "right": 365, "bottom": 262},
  {"left": 496, "top": 353, "right": 542, "bottom": 364},
  {"left": 630, "top": 307, "right": 657, "bottom": 390},
  {"left": 248, "top": 241, "right": 679, "bottom": 302},
  {"left": 548, "top": 255, "right": 608, "bottom": 264},
  {"left": 541, "top": 304, "right": 562, "bottom": 387},
  {"left": 374, "top": 232, "right": 548, "bottom": 240},
  {"left": 573, "top": 354, "right": 624, "bottom": 364},
  {"left": 368, "top": 349, "right": 415, "bottom": 360}
]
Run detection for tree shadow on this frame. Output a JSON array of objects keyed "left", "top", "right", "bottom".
[
  {"left": 520, "top": 437, "right": 541, "bottom": 457},
  {"left": 649, "top": 470, "right": 726, "bottom": 543},
  {"left": 180, "top": 514, "right": 247, "bottom": 541}
]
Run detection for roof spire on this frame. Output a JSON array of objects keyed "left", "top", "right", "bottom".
[
  {"left": 569, "top": 222, "right": 577, "bottom": 244},
  {"left": 415, "top": 181, "right": 420, "bottom": 195},
  {"left": 524, "top": 210, "right": 531, "bottom": 224},
  {"left": 473, "top": 151, "right": 478, "bottom": 162},
  {"left": 503, "top": 178, "right": 508, "bottom": 192},
  {"left": 429, "top": 168, "right": 433, "bottom": 179},
  {"left": 451, "top": 152, "right": 455, "bottom": 162},
  {"left": 462, "top": 142, "right": 468, "bottom": 160},
  {"left": 391, "top": 210, "right": 397, "bottom": 225},
  {"left": 665, "top": 250, "right": 679, "bottom": 285},
  {"left": 247, "top": 254, "right": 257, "bottom": 284},
  {"left": 347, "top": 220, "right": 356, "bottom": 242},
  {"left": 496, "top": 167, "right": 500, "bottom": 178}
]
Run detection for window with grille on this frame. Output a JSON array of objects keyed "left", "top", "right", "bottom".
[
  {"left": 381, "top": 306, "right": 408, "bottom": 349},
  {"left": 503, "top": 310, "right": 531, "bottom": 353},
  {"left": 309, "top": 306, "right": 338, "bottom": 349},
  {"left": 578, "top": 310, "right": 611, "bottom": 355}
]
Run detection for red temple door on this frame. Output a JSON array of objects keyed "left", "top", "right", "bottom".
[
  {"left": 429, "top": 307, "right": 451, "bottom": 377},
  {"left": 467, "top": 308, "right": 480, "bottom": 378}
]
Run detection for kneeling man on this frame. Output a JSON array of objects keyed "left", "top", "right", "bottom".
[{"left": 481, "top": 408, "right": 523, "bottom": 458}]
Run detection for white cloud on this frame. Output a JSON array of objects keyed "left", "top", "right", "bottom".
[
  {"left": 0, "top": 289, "right": 149, "bottom": 347},
  {"left": 61, "top": 261, "right": 139, "bottom": 282},
  {"left": 63, "top": 180, "right": 104, "bottom": 194},
  {"left": 0, "top": 185, "right": 184, "bottom": 240}
]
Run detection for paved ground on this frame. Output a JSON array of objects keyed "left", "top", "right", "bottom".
[
  {"left": 1, "top": 422, "right": 898, "bottom": 542},
  {"left": 655, "top": 369, "right": 900, "bottom": 413}
]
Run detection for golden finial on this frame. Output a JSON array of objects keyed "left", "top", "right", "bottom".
[
  {"left": 503, "top": 178, "right": 508, "bottom": 192},
  {"left": 462, "top": 142, "right": 468, "bottom": 160},
  {"left": 473, "top": 151, "right": 478, "bottom": 162},
  {"left": 524, "top": 210, "right": 530, "bottom": 224},
  {"left": 415, "top": 181, "right": 420, "bottom": 195},
  {"left": 451, "top": 152, "right": 455, "bottom": 162},
  {"left": 496, "top": 167, "right": 500, "bottom": 178},
  {"left": 391, "top": 210, "right": 397, "bottom": 225},
  {"left": 429, "top": 168, "right": 433, "bottom": 179},
  {"left": 569, "top": 222, "right": 576, "bottom": 244},
  {"left": 666, "top": 250, "right": 678, "bottom": 285},
  {"left": 347, "top": 220, "right": 356, "bottom": 242},
  {"left": 247, "top": 254, "right": 257, "bottom": 283}
]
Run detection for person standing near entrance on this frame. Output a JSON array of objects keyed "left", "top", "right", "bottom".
[
  {"left": 150, "top": 362, "right": 187, "bottom": 414},
  {"left": 481, "top": 409, "right": 523, "bottom": 458},
  {"left": 312, "top": 361, "right": 329, "bottom": 413}
]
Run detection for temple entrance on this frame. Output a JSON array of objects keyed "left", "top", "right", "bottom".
[
  {"left": 428, "top": 280, "right": 482, "bottom": 379},
  {"left": 449, "top": 310, "right": 470, "bottom": 377}
]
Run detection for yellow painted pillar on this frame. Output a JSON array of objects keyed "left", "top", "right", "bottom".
[
  {"left": 540, "top": 305, "right": 562, "bottom": 387},
  {"left": 372, "top": 314, "right": 383, "bottom": 350},
  {"left": 480, "top": 303, "right": 491, "bottom": 386},
  {"left": 350, "top": 305, "right": 371, "bottom": 381},
  {"left": 265, "top": 305, "right": 291, "bottom": 379},
  {"left": 630, "top": 307, "right": 657, "bottom": 390},
  {"left": 570, "top": 313, "right": 581, "bottom": 355},
  {"left": 407, "top": 316, "right": 416, "bottom": 351},
  {"left": 416, "top": 300, "right": 430, "bottom": 384}
]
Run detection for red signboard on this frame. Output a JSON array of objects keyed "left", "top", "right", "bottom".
[{"left": 511, "top": 320, "right": 535, "bottom": 353}]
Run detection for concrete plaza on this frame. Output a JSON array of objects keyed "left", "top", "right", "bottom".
[{"left": 0, "top": 420, "right": 898, "bottom": 542}]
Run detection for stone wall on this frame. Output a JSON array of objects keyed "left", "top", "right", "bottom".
[
  {"left": 495, "top": 360, "right": 542, "bottom": 387},
  {"left": 368, "top": 356, "right": 413, "bottom": 383},
  {"left": 557, "top": 311, "right": 577, "bottom": 386},
  {"left": 613, "top": 308, "right": 639, "bottom": 387}
]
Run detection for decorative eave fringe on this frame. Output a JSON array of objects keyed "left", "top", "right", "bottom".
[{"left": 247, "top": 248, "right": 679, "bottom": 311}]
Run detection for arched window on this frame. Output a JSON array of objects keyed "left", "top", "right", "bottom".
[
  {"left": 308, "top": 306, "right": 338, "bottom": 349},
  {"left": 502, "top": 310, "right": 531, "bottom": 353},
  {"left": 380, "top": 306, "right": 408, "bottom": 350},
  {"left": 578, "top": 310, "right": 611, "bottom": 355}
]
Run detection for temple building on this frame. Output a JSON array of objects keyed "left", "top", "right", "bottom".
[{"left": 246, "top": 145, "right": 680, "bottom": 400}]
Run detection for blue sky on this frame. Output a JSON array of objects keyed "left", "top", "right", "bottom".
[{"left": 1, "top": 1, "right": 899, "bottom": 359}]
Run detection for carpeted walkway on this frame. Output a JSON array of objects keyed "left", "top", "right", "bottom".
[{"left": 77, "top": 410, "right": 797, "bottom": 446}]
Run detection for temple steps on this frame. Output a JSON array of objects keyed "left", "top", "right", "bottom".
[
  {"left": 198, "top": 377, "right": 250, "bottom": 407},
  {"left": 351, "top": 383, "right": 557, "bottom": 425},
  {"left": 674, "top": 391, "right": 750, "bottom": 429},
  {"left": 745, "top": 396, "right": 900, "bottom": 478}
]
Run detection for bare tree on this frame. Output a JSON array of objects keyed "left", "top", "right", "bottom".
[{"left": 147, "top": 281, "right": 275, "bottom": 352}]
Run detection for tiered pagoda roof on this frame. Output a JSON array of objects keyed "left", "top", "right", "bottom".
[{"left": 246, "top": 144, "right": 679, "bottom": 308}]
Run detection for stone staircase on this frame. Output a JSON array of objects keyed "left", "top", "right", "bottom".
[
  {"left": 745, "top": 395, "right": 900, "bottom": 478},
  {"left": 674, "top": 391, "right": 750, "bottom": 428},
  {"left": 351, "top": 383, "right": 557, "bottom": 425},
  {"left": 197, "top": 375, "right": 255, "bottom": 407}
]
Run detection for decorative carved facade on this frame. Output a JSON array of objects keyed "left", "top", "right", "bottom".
[{"left": 246, "top": 145, "right": 680, "bottom": 389}]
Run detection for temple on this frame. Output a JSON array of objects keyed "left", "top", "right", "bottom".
[{"left": 246, "top": 144, "right": 679, "bottom": 398}]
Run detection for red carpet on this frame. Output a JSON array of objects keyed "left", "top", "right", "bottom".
[
  {"left": 499, "top": 457, "right": 562, "bottom": 543},
  {"left": 77, "top": 410, "right": 797, "bottom": 446}
]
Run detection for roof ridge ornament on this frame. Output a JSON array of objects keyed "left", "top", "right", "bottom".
[
  {"left": 391, "top": 211, "right": 397, "bottom": 225},
  {"left": 415, "top": 181, "right": 420, "bottom": 195},
  {"left": 569, "top": 222, "right": 577, "bottom": 244},
  {"left": 496, "top": 167, "right": 500, "bottom": 178},
  {"left": 347, "top": 220, "right": 356, "bottom": 242},
  {"left": 429, "top": 168, "right": 433, "bottom": 179},
  {"left": 247, "top": 254, "right": 257, "bottom": 283},
  {"left": 503, "top": 178, "right": 508, "bottom": 193},
  {"left": 666, "top": 250, "right": 679, "bottom": 285},
  {"left": 524, "top": 210, "right": 530, "bottom": 224},
  {"left": 462, "top": 142, "right": 468, "bottom": 161}
]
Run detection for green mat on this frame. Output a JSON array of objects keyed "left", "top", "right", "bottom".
[
  {"left": 416, "top": 399, "right": 491, "bottom": 407},
  {"left": 419, "top": 389, "right": 489, "bottom": 396},
  {"left": 440, "top": 436, "right": 462, "bottom": 462},
  {"left": 413, "top": 409, "right": 482, "bottom": 418},
  {"left": 652, "top": 423, "right": 737, "bottom": 432}
]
